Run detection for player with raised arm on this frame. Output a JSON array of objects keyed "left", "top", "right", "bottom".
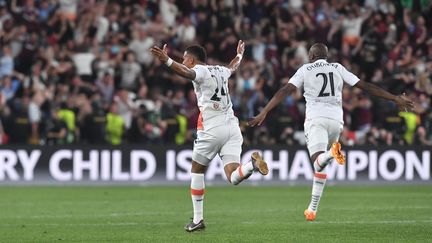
[
  {"left": 150, "top": 41, "right": 269, "bottom": 232},
  {"left": 248, "top": 43, "right": 414, "bottom": 221}
]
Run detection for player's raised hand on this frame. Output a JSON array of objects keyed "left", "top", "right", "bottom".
[
  {"left": 237, "top": 40, "right": 245, "bottom": 55},
  {"left": 162, "top": 44, "right": 168, "bottom": 55},
  {"left": 395, "top": 93, "right": 415, "bottom": 112},
  {"left": 150, "top": 45, "right": 169, "bottom": 63},
  {"left": 248, "top": 112, "right": 267, "bottom": 127}
]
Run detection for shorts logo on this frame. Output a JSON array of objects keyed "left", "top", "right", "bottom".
[{"left": 213, "top": 103, "right": 220, "bottom": 110}]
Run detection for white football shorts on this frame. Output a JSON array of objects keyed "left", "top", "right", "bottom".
[
  {"left": 304, "top": 117, "right": 343, "bottom": 156},
  {"left": 192, "top": 123, "right": 243, "bottom": 166}
]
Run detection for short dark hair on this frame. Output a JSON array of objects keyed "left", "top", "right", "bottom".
[
  {"left": 309, "top": 43, "right": 328, "bottom": 60},
  {"left": 185, "top": 45, "right": 207, "bottom": 63}
]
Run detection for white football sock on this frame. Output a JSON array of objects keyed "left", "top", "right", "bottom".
[
  {"left": 190, "top": 173, "right": 205, "bottom": 224},
  {"left": 308, "top": 172, "right": 327, "bottom": 212},
  {"left": 230, "top": 162, "right": 254, "bottom": 185},
  {"left": 313, "top": 151, "right": 333, "bottom": 172}
]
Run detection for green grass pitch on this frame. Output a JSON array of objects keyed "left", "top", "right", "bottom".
[{"left": 0, "top": 185, "right": 431, "bottom": 242}]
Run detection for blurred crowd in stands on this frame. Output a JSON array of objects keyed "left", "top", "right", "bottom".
[{"left": 0, "top": 0, "right": 431, "bottom": 146}]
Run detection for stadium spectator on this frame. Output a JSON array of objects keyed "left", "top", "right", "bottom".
[
  {"left": 95, "top": 70, "right": 115, "bottom": 105},
  {"left": 0, "top": 75, "right": 19, "bottom": 101},
  {"left": 159, "top": 0, "right": 178, "bottom": 28},
  {"left": 106, "top": 102, "right": 124, "bottom": 145},
  {"left": 28, "top": 91, "right": 43, "bottom": 144},
  {"left": 175, "top": 16, "right": 196, "bottom": 45},
  {"left": 46, "top": 108, "right": 68, "bottom": 145},
  {"left": 120, "top": 52, "right": 143, "bottom": 91},
  {"left": 81, "top": 100, "right": 107, "bottom": 145},
  {"left": 0, "top": 45, "right": 13, "bottom": 79},
  {"left": 0, "top": 0, "right": 429, "bottom": 146},
  {"left": 413, "top": 126, "right": 432, "bottom": 145},
  {"left": 57, "top": 101, "right": 75, "bottom": 144},
  {"left": 128, "top": 29, "right": 155, "bottom": 67},
  {"left": 58, "top": 0, "right": 78, "bottom": 21}
]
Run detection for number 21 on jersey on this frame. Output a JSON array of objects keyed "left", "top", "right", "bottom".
[{"left": 317, "top": 72, "right": 335, "bottom": 97}]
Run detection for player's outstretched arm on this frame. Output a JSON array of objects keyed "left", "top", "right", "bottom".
[
  {"left": 354, "top": 80, "right": 414, "bottom": 111},
  {"left": 227, "top": 40, "right": 245, "bottom": 73},
  {"left": 248, "top": 83, "right": 297, "bottom": 126},
  {"left": 149, "top": 44, "right": 196, "bottom": 80}
]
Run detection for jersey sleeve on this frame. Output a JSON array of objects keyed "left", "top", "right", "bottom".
[
  {"left": 192, "top": 65, "right": 207, "bottom": 83},
  {"left": 289, "top": 66, "right": 305, "bottom": 88},
  {"left": 220, "top": 66, "right": 232, "bottom": 80},
  {"left": 339, "top": 64, "right": 360, "bottom": 86}
]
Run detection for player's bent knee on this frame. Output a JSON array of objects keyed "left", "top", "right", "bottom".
[
  {"left": 311, "top": 151, "right": 325, "bottom": 162},
  {"left": 191, "top": 160, "right": 207, "bottom": 174},
  {"left": 224, "top": 162, "right": 240, "bottom": 185}
]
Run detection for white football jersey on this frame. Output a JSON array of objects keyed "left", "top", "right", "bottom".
[
  {"left": 289, "top": 59, "right": 360, "bottom": 123},
  {"left": 192, "top": 64, "right": 237, "bottom": 130}
]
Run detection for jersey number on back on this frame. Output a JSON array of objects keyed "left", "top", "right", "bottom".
[
  {"left": 317, "top": 72, "right": 335, "bottom": 97},
  {"left": 210, "top": 75, "right": 227, "bottom": 102}
]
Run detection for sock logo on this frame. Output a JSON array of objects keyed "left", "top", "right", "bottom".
[{"left": 196, "top": 199, "right": 203, "bottom": 202}]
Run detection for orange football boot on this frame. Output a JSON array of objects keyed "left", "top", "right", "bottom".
[
  {"left": 304, "top": 209, "right": 316, "bottom": 221},
  {"left": 331, "top": 142, "right": 345, "bottom": 165},
  {"left": 251, "top": 152, "right": 269, "bottom": 175}
]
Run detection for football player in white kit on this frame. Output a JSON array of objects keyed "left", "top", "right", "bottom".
[
  {"left": 150, "top": 41, "right": 269, "bottom": 232},
  {"left": 249, "top": 43, "right": 414, "bottom": 221}
]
